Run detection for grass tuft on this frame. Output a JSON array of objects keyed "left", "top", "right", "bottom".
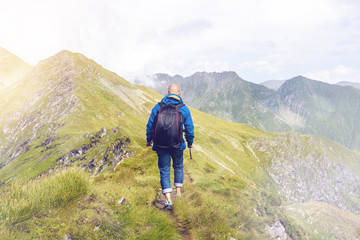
[{"left": 0, "top": 168, "right": 89, "bottom": 228}]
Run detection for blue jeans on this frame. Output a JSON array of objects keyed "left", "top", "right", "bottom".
[{"left": 156, "top": 149, "right": 184, "bottom": 194}]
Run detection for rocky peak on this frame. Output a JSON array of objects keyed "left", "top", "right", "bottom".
[
  {"left": 290, "top": 75, "right": 308, "bottom": 81},
  {"left": 154, "top": 71, "right": 244, "bottom": 88},
  {"left": 278, "top": 76, "right": 308, "bottom": 92},
  {"left": 154, "top": 73, "right": 176, "bottom": 80},
  {"left": 35, "top": 50, "right": 83, "bottom": 77},
  {"left": 29, "top": 50, "right": 113, "bottom": 90},
  {"left": 279, "top": 75, "right": 333, "bottom": 94}
]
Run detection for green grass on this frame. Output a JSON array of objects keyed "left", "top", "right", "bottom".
[
  {"left": 0, "top": 155, "right": 182, "bottom": 239},
  {"left": 0, "top": 134, "right": 290, "bottom": 239},
  {"left": 0, "top": 168, "right": 89, "bottom": 229}
]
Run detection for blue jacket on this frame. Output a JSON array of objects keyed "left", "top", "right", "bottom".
[{"left": 146, "top": 94, "right": 194, "bottom": 151}]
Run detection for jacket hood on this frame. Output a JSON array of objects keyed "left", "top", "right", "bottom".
[{"left": 161, "top": 94, "right": 183, "bottom": 105}]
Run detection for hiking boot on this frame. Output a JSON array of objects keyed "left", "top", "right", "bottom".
[{"left": 163, "top": 201, "right": 172, "bottom": 210}]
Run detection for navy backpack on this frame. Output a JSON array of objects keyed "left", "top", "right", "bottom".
[{"left": 153, "top": 101, "right": 184, "bottom": 149}]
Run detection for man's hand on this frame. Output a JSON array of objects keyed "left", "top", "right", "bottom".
[
  {"left": 188, "top": 144, "right": 193, "bottom": 148},
  {"left": 146, "top": 141, "right": 152, "bottom": 147}
]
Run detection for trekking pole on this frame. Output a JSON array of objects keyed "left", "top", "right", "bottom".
[{"left": 189, "top": 148, "right": 192, "bottom": 160}]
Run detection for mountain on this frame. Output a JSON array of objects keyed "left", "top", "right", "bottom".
[
  {"left": 336, "top": 81, "right": 360, "bottom": 90},
  {"left": 0, "top": 47, "right": 32, "bottom": 89},
  {"left": 260, "top": 79, "right": 285, "bottom": 90},
  {"left": 152, "top": 72, "right": 292, "bottom": 132},
  {"left": 1, "top": 50, "right": 360, "bottom": 239},
  {"left": 278, "top": 76, "right": 360, "bottom": 149},
  {"left": 151, "top": 72, "right": 360, "bottom": 150},
  {"left": 0, "top": 50, "right": 159, "bottom": 183}
]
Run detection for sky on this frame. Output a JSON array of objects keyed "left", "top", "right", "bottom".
[{"left": 1, "top": 0, "right": 360, "bottom": 84}]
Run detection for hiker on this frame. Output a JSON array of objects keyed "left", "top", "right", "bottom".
[{"left": 146, "top": 83, "right": 194, "bottom": 210}]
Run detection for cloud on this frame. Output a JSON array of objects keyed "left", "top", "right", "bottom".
[
  {"left": 0, "top": 0, "right": 360, "bottom": 84},
  {"left": 239, "top": 54, "right": 306, "bottom": 81},
  {"left": 241, "top": 60, "right": 280, "bottom": 74},
  {"left": 166, "top": 19, "right": 212, "bottom": 38},
  {"left": 189, "top": 60, "right": 230, "bottom": 74},
  {"left": 305, "top": 65, "right": 360, "bottom": 83}
]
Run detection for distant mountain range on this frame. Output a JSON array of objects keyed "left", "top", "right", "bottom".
[
  {"left": 151, "top": 72, "right": 360, "bottom": 150},
  {"left": 260, "top": 79, "right": 360, "bottom": 91},
  {"left": 336, "top": 81, "right": 360, "bottom": 90}
]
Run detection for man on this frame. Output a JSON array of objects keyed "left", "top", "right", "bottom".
[{"left": 146, "top": 83, "right": 194, "bottom": 210}]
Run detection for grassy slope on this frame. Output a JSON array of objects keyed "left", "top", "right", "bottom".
[
  {"left": 0, "top": 51, "right": 359, "bottom": 239},
  {"left": 0, "top": 51, "right": 161, "bottom": 183},
  {"left": 285, "top": 201, "right": 360, "bottom": 240}
]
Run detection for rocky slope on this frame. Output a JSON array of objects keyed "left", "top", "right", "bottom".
[
  {"left": 250, "top": 132, "right": 360, "bottom": 214},
  {"left": 249, "top": 132, "right": 360, "bottom": 239}
]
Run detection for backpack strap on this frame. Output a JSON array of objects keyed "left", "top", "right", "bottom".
[
  {"left": 158, "top": 102, "right": 166, "bottom": 108},
  {"left": 174, "top": 103, "right": 184, "bottom": 109}
]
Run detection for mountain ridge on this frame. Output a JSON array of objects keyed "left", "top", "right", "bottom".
[
  {"left": 336, "top": 81, "right": 360, "bottom": 90},
  {"left": 152, "top": 71, "right": 292, "bottom": 133},
  {"left": 151, "top": 71, "right": 360, "bottom": 150},
  {"left": 0, "top": 49, "right": 159, "bottom": 183}
]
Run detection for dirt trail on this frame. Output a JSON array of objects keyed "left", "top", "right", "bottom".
[{"left": 153, "top": 169, "right": 193, "bottom": 240}]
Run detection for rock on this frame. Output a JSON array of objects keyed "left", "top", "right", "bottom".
[
  {"left": 70, "top": 149, "right": 82, "bottom": 157},
  {"left": 88, "top": 159, "right": 96, "bottom": 170},
  {"left": 41, "top": 137, "right": 55, "bottom": 147},
  {"left": 64, "top": 234, "right": 72, "bottom": 240},
  {"left": 0, "top": 176, "right": 14, "bottom": 186},
  {"left": 265, "top": 221, "right": 288, "bottom": 240},
  {"left": 118, "top": 197, "right": 126, "bottom": 205},
  {"left": 96, "top": 127, "right": 107, "bottom": 138},
  {"left": 112, "top": 126, "right": 119, "bottom": 133}
]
